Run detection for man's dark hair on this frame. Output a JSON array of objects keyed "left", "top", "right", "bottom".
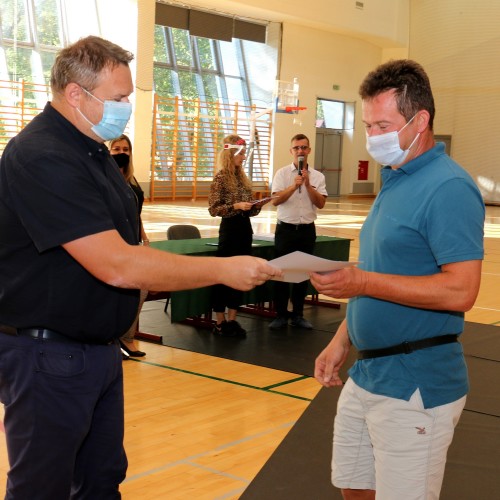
[
  {"left": 359, "top": 59, "right": 435, "bottom": 130},
  {"left": 291, "top": 133, "right": 309, "bottom": 144}
]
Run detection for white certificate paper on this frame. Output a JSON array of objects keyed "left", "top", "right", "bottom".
[
  {"left": 250, "top": 195, "right": 279, "bottom": 205},
  {"left": 268, "top": 251, "right": 358, "bottom": 283}
]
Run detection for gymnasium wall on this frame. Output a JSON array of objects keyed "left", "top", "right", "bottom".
[{"left": 409, "top": 0, "right": 500, "bottom": 203}]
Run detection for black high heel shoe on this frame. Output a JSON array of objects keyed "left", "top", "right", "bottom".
[{"left": 119, "top": 340, "right": 146, "bottom": 357}]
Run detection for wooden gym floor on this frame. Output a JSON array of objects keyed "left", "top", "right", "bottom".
[{"left": 1, "top": 196, "right": 499, "bottom": 499}]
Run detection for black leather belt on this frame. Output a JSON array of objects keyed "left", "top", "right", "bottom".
[
  {"left": 0, "top": 325, "right": 114, "bottom": 345},
  {"left": 358, "top": 334, "right": 459, "bottom": 360},
  {"left": 277, "top": 220, "right": 315, "bottom": 230}
]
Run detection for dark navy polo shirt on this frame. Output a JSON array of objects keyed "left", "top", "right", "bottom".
[{"left": 0, "top": 102, "right": 140, "bottom": 342}]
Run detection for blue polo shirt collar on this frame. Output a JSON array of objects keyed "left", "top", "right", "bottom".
[{"left": 381, "top": 142, "right": 446, "bottom": 182}]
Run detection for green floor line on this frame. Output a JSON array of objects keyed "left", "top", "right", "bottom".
[
  {"left": 267, "top": 389, "right": 312, "bottom": 401},
  {"left": 263, "top": 375, "right": 310, "bottom": 390},
  {"left": 131, "top": 358, "right": 313, "bottom": 402}
]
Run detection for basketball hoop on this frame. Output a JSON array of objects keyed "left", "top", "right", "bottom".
[
  {"left": 285, "top": 106, "right": 307, "bottom": 126},
  {"left": 273, "top": 79, "right": 306, "bottom": 125},
  {"left": 274, "top": 78, "right": 300, "bottom": 114}
]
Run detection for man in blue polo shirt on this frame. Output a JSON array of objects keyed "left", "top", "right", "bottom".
[{"left": 311, "top": 60, "right": 484, "bottom": 499}]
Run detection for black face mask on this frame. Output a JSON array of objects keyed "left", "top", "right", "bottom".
[{"left": 112, "top": 153, "right": 130, "bottom": 168}]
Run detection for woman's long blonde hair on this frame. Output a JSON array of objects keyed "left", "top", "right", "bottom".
[
  {"left": 217, "top": 134, "right": 252, "bottom": 192},
  {"left": 108, "top": 134, "right": 139, "bottom": 186}
]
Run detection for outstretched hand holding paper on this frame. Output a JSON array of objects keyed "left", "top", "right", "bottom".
[{"left": 268, "top": 251, "right": 359, "bottom": 283}]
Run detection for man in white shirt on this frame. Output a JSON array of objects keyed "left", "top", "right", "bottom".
[{"left": 269, "top": 134, "right": 328, "bottom": 330}]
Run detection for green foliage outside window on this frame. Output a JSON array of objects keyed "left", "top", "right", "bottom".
[
  {"left": 1, "top": 0, "right": 30, "bottom": 41},
  {"left": 197, "top": 38, "right": 215, "bottom": 71},
  {"left": 34, "top": 0, "right": 62, "bottom": 47},
  {"left": 171, "top": 28, "right": 193, "bottom": 67}
]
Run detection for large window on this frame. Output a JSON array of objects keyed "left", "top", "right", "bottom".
[
  {"left": 0, "top": 0, "right": 85, "bottom": 85},
  {"left": 152, "top": 23, "right": 277, "bottom": 192},
  {"left": 0, "top": 0, "right": 102, "bottom": 153},
  {"left": 0, "top": 1, "right": 278, "bottom": 196},
  {"left": 0, "top": 0, "right": 102, "bottom": 90},
  {"left": 153, "top": 26, "right": 252, "bottom": 107}
]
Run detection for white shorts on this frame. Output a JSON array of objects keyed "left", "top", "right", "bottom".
[{"left": 332, "top": 378, "right": 466, "bottom": 500}]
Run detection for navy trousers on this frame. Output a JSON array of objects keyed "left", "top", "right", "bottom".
[{"left": 0, "top": 333, "right": 127, "bottom": 499}]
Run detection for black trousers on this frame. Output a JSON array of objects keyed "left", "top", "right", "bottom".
[
  {"left": 212, "top": 215, "right": 253, "bottom": 313},
  {"left": 0, "top": 333, "right": 126, "bottom": 499},
  {"left": 273, "top": 222, "right": 316, "bottom": 317}
]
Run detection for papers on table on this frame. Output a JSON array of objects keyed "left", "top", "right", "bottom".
[
  {"left": 206, "top": 241, "right": 263, "bottom": 247},
  {"left": 268, "top": 251, "right": 358, "bottom": 283},
  {"left": 252, "top": 232, "right": 275, "bottom": 242}
]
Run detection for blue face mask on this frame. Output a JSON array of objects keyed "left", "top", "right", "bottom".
[{"left": 78, "top": 87, "right": 132, "bottom": 141}]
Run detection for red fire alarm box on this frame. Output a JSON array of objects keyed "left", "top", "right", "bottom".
[{"left": 358, "top": 160, "right": 369, "bottom": 180}]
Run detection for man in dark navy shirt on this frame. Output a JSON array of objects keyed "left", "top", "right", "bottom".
[{"left": 0, "top": 36, "right": 281, "bottom": 499}]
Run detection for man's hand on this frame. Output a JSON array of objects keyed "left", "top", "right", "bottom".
[
  {"left": 295, "top": 171, "right": 305, "bottom": 190},
  {"left": 221, "top": 256, "right": 283, "bottom": 291},
  {"left": 300, "top": 168, "right": 310, "bottom": 187},
  {"left": 310, "top": 266, "right": 368, "bottom": 299},
  {"left": 315, "top": 322, "right": 351, "bottom": 387}
]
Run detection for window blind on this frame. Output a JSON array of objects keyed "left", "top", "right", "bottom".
[{"left": 155, "top": 2, "right": 266, "bottom": 43}]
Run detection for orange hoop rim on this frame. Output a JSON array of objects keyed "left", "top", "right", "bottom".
[{"left": 285, "top": 106, "right": 307, "bottom": 113}]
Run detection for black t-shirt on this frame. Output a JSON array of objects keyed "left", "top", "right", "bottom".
[{"left": 0, "top": 103, "right": 140, "bottom": 342}]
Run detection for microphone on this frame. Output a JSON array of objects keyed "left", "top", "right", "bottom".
[{"left": 298, "top": 155, "right": 304, "bottom": 193}]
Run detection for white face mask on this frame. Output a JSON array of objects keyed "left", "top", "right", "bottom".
[{"left": 366, "top": 114, "right": 420, "bottom": 166}]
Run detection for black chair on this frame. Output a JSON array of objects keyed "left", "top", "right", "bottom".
[
  {"left": 167, "top": 224, "right": 201, "bottom": 240},
  {"left": 163, "top": 225, "right": 202, "bottom": 311}
]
